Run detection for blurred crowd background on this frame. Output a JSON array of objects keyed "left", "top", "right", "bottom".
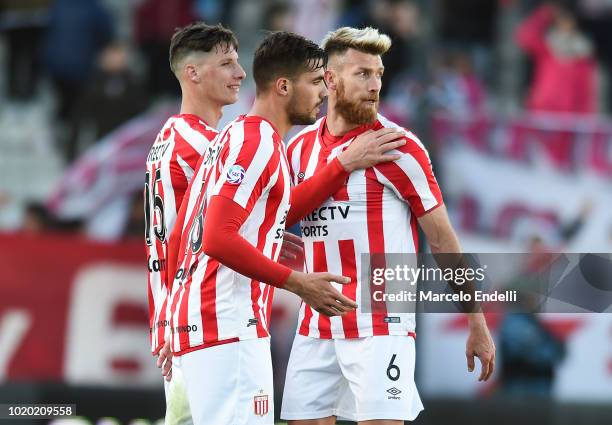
[{"left": 0, "top": 0, "right": 611, "bottom": 424}]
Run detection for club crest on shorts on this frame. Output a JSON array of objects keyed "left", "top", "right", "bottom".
[
  {"left": 253, "top": 389, "right": 269, "bottom": 416},
  {"left": 226, "top": 164, "right": 246, "bottom": 184}
]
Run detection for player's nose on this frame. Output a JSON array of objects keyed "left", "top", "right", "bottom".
[
  {"left": 368, "top": 78, "right": 381, "bottom": 93},
  {"left": 235, "top": 63, "right": 246, "bottom": 80}
]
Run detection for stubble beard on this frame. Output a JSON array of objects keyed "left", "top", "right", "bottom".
[{"left": 287, "top": 92, "right": 319, "bottom": 126}]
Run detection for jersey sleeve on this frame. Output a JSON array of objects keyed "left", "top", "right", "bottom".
[
  {"left": 173, "top": 118, "right": 215, "bottom": 166},
  {"left": 168, "top": 119, "right": 217, "bottom": 209},
  {"left": 286, "top": 133, "right": 305, "bottom": 186},
  {"left": 374, "top": 133, "right": 443, "bottom": 217},
  {"left": 212, "top": 120, "right": 279, "bottom": 214}
]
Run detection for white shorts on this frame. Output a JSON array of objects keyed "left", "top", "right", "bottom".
[
  {"left": 281, "top": 335, "right": 424, "bottom": 422},
  {"left": 176, "top": 338, "right": 274, "bottom": 425},
  {"left": 164, "top": 356, "right": 193, "bottom": 425}
]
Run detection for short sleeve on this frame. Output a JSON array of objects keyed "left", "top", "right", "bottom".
[
  {"left": 286, "top": 134, "right": 305, "bottom": 186},
  {"left": 213, "top": 120, "right": 280, "bottom": 213},
  {"left": 374, "top": 134, "right": 443, "bottom": 217}
]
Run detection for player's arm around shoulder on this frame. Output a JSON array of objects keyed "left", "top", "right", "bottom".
[
  {"left": 373, "top": 128, "right": 434, "bottom": 172},
  {"left": 371, "top": 127, "right": 445, "bottom": 222},
  {"left": 337, "top": 127, "right": 406, "bottom": 172}
]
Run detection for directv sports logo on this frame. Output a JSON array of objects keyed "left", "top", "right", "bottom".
[{"left": 227, "top": 164, "right": 246, "bottom": 184}]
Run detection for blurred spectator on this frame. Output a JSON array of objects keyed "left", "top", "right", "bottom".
[
  {"left": 577, "top": 0, "right": 612, "bottom": 110},
  {"left": 438, "top": 0, "right": 499, "bottom": 80},
  {"left": 262, "top": 1, "right": 294, "bottom": 32},
  {"left": 21, "top": 202, "right": 82, "bottom": 234},
  {"left": 0, "top": 0, "right": 50, "bottom": 101},
  {"left": 439, "top": 0, "right": 499, "bottom": 47},
  {"left": 193, "top": 0, "right": 237, "bottom": 24},
  {"left": 336, "top": 0, "right": 369, "bottom": 28},
  {"left": 42, "top": 0, "right": 114, "bottom": 122},
  {"left": 515, "top": 2, "right": 597, "bottom": 114},
  {"left": 134, "top": 0, "right": 195, "bottom": 98},
  {"left": 498, "top": 222, "right": 569, "bottom": 396},
  {"left": 67, "top": 42, "right": 149, "bottom": 162},
  {"left": 21, "top": 202, "right": 51, "bottom": 234},
  {"left": 513, "top": 199, "right": 593, "bottom": 248},
  {"left": 378, "top": 0, "right": 420, "bottom": 98},
  {"left": 498, "top": 312, "right": 566, "bottom": 396},
  {"left": 428, "top": 50, "right": 487, "bottom": 115},
  {"left": 122, "top": 192, "right": 145, "bottom": 239},
  {"left": 292, "top": 0, "right": 339, "bottom": 44},
  {"left": 347, "top": 0, "right": 421, "bottom": 99}
]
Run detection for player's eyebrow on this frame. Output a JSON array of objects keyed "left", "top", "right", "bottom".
[
  {"left": 359, "top": 66, "right": 385, "bottom": 72},
  {"left": 356, "top": 66, "right": 385, "bottom": 73},
  {"left": 312, "top": 76, "right": 324, "bottom": 83}
]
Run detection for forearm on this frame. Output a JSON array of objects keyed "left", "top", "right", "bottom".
[
  {"left": 516, "top": 4, "right": 554, "bottom": 53},
  {"left": 202, "top": 196, "right": 292, "bottom": 288},
  {"left": 419, "top": 206, "right": 482, "bottom": 313},
  {"left": 286, "top": 157, "right": 349, "bottom": 226},
  {"left": 428, "top": 226, "right": 461, "bottom": 255}
]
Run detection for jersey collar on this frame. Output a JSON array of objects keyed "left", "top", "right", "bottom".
[{"left": 318, "top": 116, "right": 380, "bottom": 151}]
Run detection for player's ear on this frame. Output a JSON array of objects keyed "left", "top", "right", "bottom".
[
  {"left": 185, "top": 64, "right": 201, "bottom": 83},
  {"left": 275, "top": 77, "right": 290, "bottom": 97},
  {"left": 324, "top": 69, "right": 336, "bottom": 91}
]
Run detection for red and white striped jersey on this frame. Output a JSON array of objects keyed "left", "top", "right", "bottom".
[
  {"left": 145, "top": 114, "right": 217, "bottom": 354},
  {"left": 286, "top": 114, "right": 443, "bottom": 339},
  {"left": 168, "top": 115, "right": 291, "bottom": 355}
]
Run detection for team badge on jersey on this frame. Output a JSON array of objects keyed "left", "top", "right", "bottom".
[
  {"left": 227, "top": 164, "right": 246, "bottom": 184},
  {"left": 254, "top": 390, "right": 269, "bottom": 416}
]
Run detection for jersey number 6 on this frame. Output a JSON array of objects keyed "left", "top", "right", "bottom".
[{"left": 387, "top": 354, "right": 400, "bottom": 381}]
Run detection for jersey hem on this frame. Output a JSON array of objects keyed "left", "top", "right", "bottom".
[
  {"left": 172, "top": 334, "right": 272, "bottom": 356},
  {"left": 151, "top": 343, "right": 164, "bottom": 356},
  {"left": 172, "top": 337, "right": 240, "bottom": 356},
  {"left": 297, "top": 330, "right": 417, "bottom": 339}
]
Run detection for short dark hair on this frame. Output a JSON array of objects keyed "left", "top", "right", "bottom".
[
  {"left": 253, "top": 31, "right": 327, "bottom": 95},
  {"left": 169, "top": 22, "right": 238, "bottom": 74}
]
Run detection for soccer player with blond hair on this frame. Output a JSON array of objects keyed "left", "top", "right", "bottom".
[{"left": 281, "top": 27, "right": 496, "bottom": 425}]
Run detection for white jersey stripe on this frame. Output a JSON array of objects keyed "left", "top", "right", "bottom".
[
  {"left": 173, "top": 118, "right": 210, "bottom": 155},
  {"left": 394, "top": 153, "right": 438, "bottom": 211}
]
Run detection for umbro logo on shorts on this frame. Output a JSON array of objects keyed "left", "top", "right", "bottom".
[{"left": 387, "top": 387, "right": 402, "bottom": 400}]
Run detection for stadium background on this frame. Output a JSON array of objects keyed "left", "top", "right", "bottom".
[{"left": 0, "top": 0, "right": 611, "bottom": 423}]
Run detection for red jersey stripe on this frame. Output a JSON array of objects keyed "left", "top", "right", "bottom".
[
  {"left": 365, "top": 168, "right": 390, "bottom": 336},
  {"left": 338, "top": 239, "right": 359, "bottom": 338},
  {"left": 313, "top": 241, "right": 332, "bottom": 338}
]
